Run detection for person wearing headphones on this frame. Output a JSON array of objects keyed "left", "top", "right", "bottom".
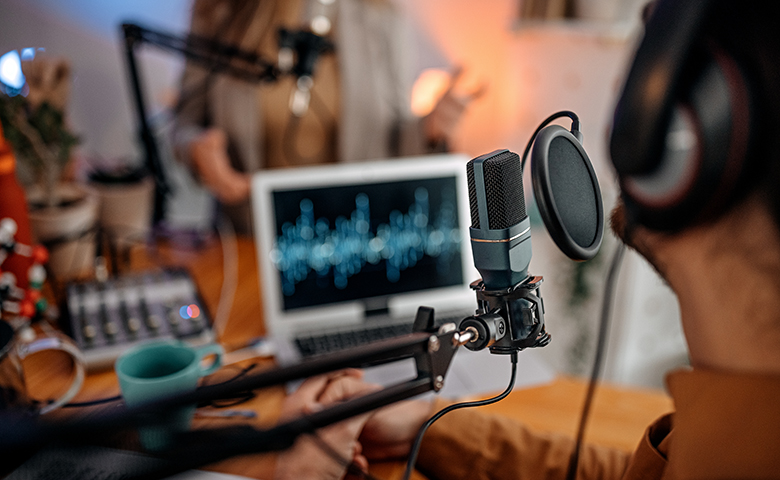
[
  {"left": 274, "top": 1, "right": 780, "bottom": 478},
  {"left": 174, "top": 0, "right": 484, "bottom": 233}
]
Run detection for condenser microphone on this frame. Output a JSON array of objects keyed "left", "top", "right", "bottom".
[
  {"left": 460, "top": 112, "right": 603, "bottom": 354},
  {"left": 464, "top": 150, "right": 545, "bottom": 354},
  {"left": 278, "top": 28, "right": 334, "bottom": 117},
  {"left": 467, "top": 150, "right": 531, "bottom": 291}
]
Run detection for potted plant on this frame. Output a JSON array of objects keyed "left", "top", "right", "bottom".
[{"left": 0, "top": 53, "right": 98, "bottom": 281}]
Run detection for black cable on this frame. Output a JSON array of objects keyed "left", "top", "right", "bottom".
[
  {"left": 282, "top": 86, "right": 335, "bottom": 165},
  {"left": 520, "top": 110, "right": 581, "bottom": 173},
  {"left": 197, "top": 363, "right": 259, "bottom": 409},
  {"left": 565, "top": 243, "right": 626, "bottom": 480},
  {"left": 401, "top": 351, "right": 519, "bottom": 480}
]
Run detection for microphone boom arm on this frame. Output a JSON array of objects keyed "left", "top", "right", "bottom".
[
  {"left": 123, "top": 24, "right": 280, "bottom": 85},
  {"left": 121, "top": 22, "right": 282, "bottom": 223},
  {"left": 0, "top": 307, "right": 468, "bottom": 477}
]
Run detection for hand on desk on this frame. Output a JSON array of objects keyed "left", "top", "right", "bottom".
[
  {"left": 274, "top": 369, "right": 380, "bottom": 480},
  {"left": 359, "top": 399, "right": 434, "bottom": 462},
  {"left": 275, "top": 368, "right": 436, "bottom": 480}
]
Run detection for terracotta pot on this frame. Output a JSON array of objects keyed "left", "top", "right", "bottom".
[{"left": 27, "top": 183, "right": 99, "bottom": 281}]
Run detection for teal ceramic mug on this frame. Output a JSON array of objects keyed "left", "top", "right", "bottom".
[{"left": 115, "top": 339, "right": 223, "bottom": 451}]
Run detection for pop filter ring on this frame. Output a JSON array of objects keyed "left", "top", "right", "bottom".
[{"left": 521, "top": 111, "right": 604, "bottom": 261}]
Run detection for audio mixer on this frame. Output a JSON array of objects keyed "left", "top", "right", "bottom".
[{"left": 62, "top": 268, "right": 215, "bottom": 370}]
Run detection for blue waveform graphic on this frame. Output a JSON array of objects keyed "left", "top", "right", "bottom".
[{"left": 271, "top": 188, "right": 462, "bottom": 296}]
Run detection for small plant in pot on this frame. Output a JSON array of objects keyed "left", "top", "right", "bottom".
[{"left": 0, "top": 54, "right": 98, "bottom": 281}]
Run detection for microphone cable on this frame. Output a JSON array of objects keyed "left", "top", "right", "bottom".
[
  {"left": 282, "top": 86, "right": 335, "bottom": 165},
  {"left": 212, "top": 212, "right": 239, "bottom": 341},
  {"left": 401, "top": 351, "right": 519, "bottom": 480},
  {"left": 520, "top": 110, "right": 581, "bottom": 173},
  {"left": 565, "top": 242, "right": 626, "bottom": 480}
]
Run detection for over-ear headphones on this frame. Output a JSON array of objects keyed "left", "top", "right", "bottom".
[{"left": 610, "top": 0, "right": 757, "bottom": 232}]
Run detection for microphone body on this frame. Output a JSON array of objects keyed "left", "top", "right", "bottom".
[
  {"left": 467, "top": 149, "right": 532, "bottom": 290},
  {"left": 459, "top": 114, "right": 601, "bottom": 353},
  {"left": 464, "top": 150, "right": 549, "bottom": 353}
]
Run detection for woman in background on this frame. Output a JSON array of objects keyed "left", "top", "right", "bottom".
[{"left": 174, "top": 0, "right": 481, "bottom": 233}]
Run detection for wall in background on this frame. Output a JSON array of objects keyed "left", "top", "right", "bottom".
[
  {"left": 0, "top": 0, "right": 216, "bottom": 229},
  {"left": 395, "top": 0, "right": 521, "bottom": 157},
  {"left": 0, "top": 0, "right": 190, "bottom": 161}
]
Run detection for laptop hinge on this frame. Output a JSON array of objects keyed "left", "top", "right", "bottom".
[{"left": 363, "top": 298, "right": 390, "bottom": 319}]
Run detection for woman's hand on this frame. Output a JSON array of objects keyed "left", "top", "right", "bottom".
[
  {"left": 189, "top": 128, "right": 251, "bottom": 204},
  {"left": 274, "top": 369, "right": 381, "bottom": 480},
  {"left": 424, "top": 67, "right": 487, "bottom": 149}
]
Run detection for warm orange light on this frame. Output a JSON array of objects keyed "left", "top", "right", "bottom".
[{"left": 411, "top": 68, "right": 451, "bottom": 117}]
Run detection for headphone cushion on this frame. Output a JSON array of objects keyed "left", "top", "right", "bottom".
[{"left": 621, "top": 45, "right": 753, "bottom": 231}]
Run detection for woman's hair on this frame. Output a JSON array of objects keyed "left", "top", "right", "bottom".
[{"left": 190, "top": 0, "right": 262, "bottom": 44}]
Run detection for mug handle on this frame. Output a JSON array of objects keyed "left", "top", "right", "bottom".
[
  {"left": 16, "top": 335, "right": 86, "bottom": 415},
  {"left": 194, "top": 343, "right": 224, "bottom": 377}
]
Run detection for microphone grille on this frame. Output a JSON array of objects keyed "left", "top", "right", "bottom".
[
  {"left": 467, "top": 161, "right": 480, "bottom": 228},
  {"left": 467, "top": 150, "right": 526, "bottom": 230}
]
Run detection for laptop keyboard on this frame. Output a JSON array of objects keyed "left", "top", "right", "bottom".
[
  {"left": 294, "top": 312, "right": 469, "bottom": 358},
  {"left": 295, "top": 323, "right": 413, "bottom": 357}
]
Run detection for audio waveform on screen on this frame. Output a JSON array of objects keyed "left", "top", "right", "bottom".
[{"left": 271, "top": 188, "right": 461, "bottom": 295}]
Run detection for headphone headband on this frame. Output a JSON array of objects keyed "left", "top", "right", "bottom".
[{"left": 611, "top": 0, "right": 713, "bottom": 176}]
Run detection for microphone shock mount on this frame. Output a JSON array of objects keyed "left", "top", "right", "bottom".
[{"left": 460, "top": 276, "right": 550, "bottom": 354}]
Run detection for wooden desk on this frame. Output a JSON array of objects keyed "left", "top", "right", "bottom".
[{"left": 24, "top": 236, "right": 673, "bottom": 479}]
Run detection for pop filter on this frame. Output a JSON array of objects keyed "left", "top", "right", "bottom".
[{"left": 531, "top": 124, "right": 603, "bottom": 261}]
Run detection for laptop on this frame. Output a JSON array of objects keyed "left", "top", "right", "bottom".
[{"left": 251, "top": 154, "right": 553, "bottom": 397}]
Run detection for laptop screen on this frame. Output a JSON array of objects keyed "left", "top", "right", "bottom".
[{"left": 271, "top": 175, "right": 465, "bottom": 311}]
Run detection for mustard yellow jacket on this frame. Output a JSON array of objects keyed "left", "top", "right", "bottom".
[{"left": 418, "top": 369, "right": 780, "bottom": 479}]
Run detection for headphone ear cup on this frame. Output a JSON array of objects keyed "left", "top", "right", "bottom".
[{"left": 620, "top": 46, "right": 754, "bottom": 231}]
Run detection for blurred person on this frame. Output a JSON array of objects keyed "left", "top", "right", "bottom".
[
  {"left": 174, "top": 0, "right": 484, "bottom": 233},
  {"left": 274, "top": 1, "right": 780, "bottom": 479}
]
